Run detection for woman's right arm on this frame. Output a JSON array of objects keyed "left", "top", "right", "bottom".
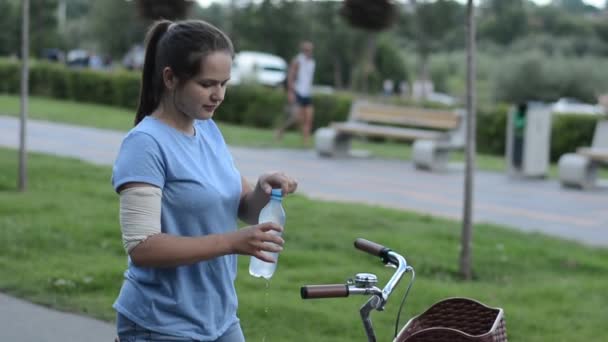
[{"left": 120, "top": 183, "right": 284, "bottom": 268}]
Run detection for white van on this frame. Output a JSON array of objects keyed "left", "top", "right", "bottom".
[{"left": 229, "top": 51, "right": 287, "bottom": 87}]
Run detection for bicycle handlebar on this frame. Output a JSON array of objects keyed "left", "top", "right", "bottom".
[
  {"left": 301, "top": 284, "right": 349, "bottom": 299},
  {"left": 301, "top": 238, "right": 412, "bottom": 342},
  {"left": 354, "top": 238, "right": 391, "bottom": 260},
  {"left": 353, "top": 238, "right": 386, "bottom": 256}
]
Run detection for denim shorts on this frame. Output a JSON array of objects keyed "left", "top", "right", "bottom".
[{"left": 116, "top": 312, "right": 245, "bottom": 342}]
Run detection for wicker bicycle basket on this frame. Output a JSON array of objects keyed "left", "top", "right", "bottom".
[{"left": 394, "top": 297, "right": 507, "bottom": 342}]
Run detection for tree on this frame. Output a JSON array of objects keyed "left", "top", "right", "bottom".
[
  {"left": 553, "top": 0, "right": 599, "bottom": 13},
  {"left": 135, "top": 0, "right": 195, "bottom": 21},
  {"left": 88, "top": 0, "right": 146, "bottom": 58},
  {"left": 0, "top": 0, "right": 19, "bottom": 56},
  {"left": 29, "top": 0, "right": 60, "bottom": 57},
  {"left": 407, "top": 0, "right": 463, "bottom": 99},
  {"left": 309, "top": 1, "right": 367, "bottom": 89},
  {"left": 460, "top": 0, "right": 477, "bottom": 281},
  {"left": 340, "top": 0, "right": 397, "bottom": 92},
  {"left": 230, "top": 0, "right": 308, "bottom": 60},
  {"left": 479, "top": 0, "right": 528, "bottom": 45}
]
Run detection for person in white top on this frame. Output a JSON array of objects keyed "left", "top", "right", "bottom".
[{"left": 275, "top": 41, "right": 316, "bottom": 144}]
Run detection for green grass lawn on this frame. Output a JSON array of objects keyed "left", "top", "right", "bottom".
[{"left": 0, "top": 147, "right": 607, "bottom": 341}]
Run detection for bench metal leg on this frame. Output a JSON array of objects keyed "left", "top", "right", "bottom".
[
  {"left": 558, "top": 153, "right": 598, "bottom": 189},
  {"left": 314, "top": 127, "right": 351, "bottom": 157},
  {"left": 412, "top": 139, "right": 451, "bottom": 172}
]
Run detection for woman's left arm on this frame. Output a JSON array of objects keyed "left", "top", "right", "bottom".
[{"left": 238, "top": 172, "right": 298, "bottom": 225}]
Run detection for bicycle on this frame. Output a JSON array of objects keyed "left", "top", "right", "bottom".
[{"left": 300, "top": 238, "right": 508, "bottom": 342}]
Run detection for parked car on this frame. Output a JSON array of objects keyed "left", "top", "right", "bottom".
[
  {"left": 66, "top": 49, "right": 89, "bottom": 68},
  {"left": 122, "top": 44, "right": 145, "bottom": 70},
  {"left": 41, "top": 48, "right": 65, "bottom": 63},
  {"left": 551, "top": 97, "right": 605, "bottom": 115},
  {"left": 229, "top": 51, "right": 287, "bottom": 87},
  {"left": 427, "top": 92, "right": 459, "bottom": 106}
]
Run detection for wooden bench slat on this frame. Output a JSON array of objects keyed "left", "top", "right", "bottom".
[
  {"left": 577, "top": 147, "right": 608, "bottom": 162},
  {"left": 331, "top": 122, "right": 445, "bottom": 141},
  {"left": 352, "top": 103, "right": 460, "bottom": 130},
  {"left": 356, "top": 113, "right": 458, "bottom": 130}
]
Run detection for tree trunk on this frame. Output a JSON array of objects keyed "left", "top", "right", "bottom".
[
  {"left": 333, "top": 57, "right": 343, "bottom": 90},
  {"left": 19, "top": 0, "right": 29, "bottom": 192},
  {"left": 460, "top": 0, "right": 477, "bottom": 280},
  {"left": 360, "top": 33, "right": 378, "bottom": 93},
  {"left": 419, "top": 53, "right": 429, "bottom": 101},
  {"left": 408, "top": 0, "right": 429, "bottom": 102}
]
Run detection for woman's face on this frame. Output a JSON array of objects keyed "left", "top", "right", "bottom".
[{"left": 174, "top": 51, "right": 232, "bottom": 121}]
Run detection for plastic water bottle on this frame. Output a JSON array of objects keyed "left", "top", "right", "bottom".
[{"left": 249, "top": 189, "right": 286, "bottom": 279}]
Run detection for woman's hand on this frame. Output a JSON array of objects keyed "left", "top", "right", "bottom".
[
  {"left": 226, "top": 222, "right": 284, "bottom": 262},
  {"left": 237, "top": 172, "right": 297, "bottom": 225},
  {"left": 255, "top": 171, "right": 298, "bottom": 196}
]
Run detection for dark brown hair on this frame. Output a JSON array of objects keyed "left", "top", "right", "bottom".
[{"left": 134, "top": 20, "right": 234, "bottom": 125}]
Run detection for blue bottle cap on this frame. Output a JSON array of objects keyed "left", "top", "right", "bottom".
[{"left": 270, "top": 188, "right": 282, "bottom": 198}]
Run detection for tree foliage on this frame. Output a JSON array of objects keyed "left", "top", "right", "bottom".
[
  {"left": 134, "top": 0, "right": 194, "bottom": 21},
  {"left": 479, "top": 0, "right": 528, "bottom": 45},
  {"left": 340, "top": 0, "right": 397, "bottom": 32},
  {"left": 89, "top": 0, "right": 146, "bottom": 57},
  {"left": 5, "top": 0, "right": 608, "bottom": 99}
]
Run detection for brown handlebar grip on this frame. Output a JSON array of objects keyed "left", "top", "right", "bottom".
[
  {"left": 354, "top": 238, "right": 389, "bottom": 257},
  {"left": 300, "top": 284, "right": 349, "bottom": 299}
]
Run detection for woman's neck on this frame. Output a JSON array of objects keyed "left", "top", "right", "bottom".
[{"left": 151, "top": 103, "right": 195, "bottom": 136}]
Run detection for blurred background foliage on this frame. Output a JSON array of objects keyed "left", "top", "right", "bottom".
[
  {"left": 2, "top": 0, "right": 608, "bottom": 160},
  {"left": 3, "top": 0, "right": 608, "bottom": 101}
]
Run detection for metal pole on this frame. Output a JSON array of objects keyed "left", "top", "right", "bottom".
[
  {"left": 19, "top": 0, "right": 29, "bottom": 192},
  {"left": 459, "top": 0, "right": 476, "bottom": 280}
]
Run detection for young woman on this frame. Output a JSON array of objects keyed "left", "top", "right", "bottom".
[{"left": 112, "top": 20, "right": 297, "bottom": 341}]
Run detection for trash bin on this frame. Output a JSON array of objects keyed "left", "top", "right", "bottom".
[{"left": 505, "top": 102, "right": 552, "bottom": 178}]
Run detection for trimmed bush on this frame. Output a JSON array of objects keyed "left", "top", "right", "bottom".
[
  {"left": 217, "top": 85, "right": 285, "bottom": 127},
  {"left": 550, "top": 114, "right": 598, "bottom": 161},
  {"left": 0, "top": 59, "right": 19, "bottom": 93},
  {"left": 477, "top": 103, "right": 509, "bottom": 156}
]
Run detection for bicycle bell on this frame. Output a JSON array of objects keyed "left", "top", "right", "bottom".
[{"left": 353, "top": 273, "right": 378, "bottom": 288}]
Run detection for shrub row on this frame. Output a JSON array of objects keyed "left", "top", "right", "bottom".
[{"left": 0, "top": 59, "right": 601, "bottom": 161}]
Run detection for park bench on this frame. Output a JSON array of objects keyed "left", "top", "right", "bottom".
[
  {"left": 558, "top": 119, "right": 608, "bottom": 189},
  {"left": 314, "top": 100, "right": 466, "bottom": 171}
]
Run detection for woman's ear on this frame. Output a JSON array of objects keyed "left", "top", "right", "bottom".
[{"left": 162, "top": 66, "right": 178, "bottom": 90}]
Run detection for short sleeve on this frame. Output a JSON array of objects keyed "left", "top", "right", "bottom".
[{"left": 112, "top": 132, "right": 166, "bottom": 192}]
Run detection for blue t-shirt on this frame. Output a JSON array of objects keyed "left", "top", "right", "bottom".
[{"left": 111, "top": 116, "right": 242, "bottom": 340}]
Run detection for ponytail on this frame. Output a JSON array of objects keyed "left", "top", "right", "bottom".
[{"left": 134, "top": 20, "right": 172, "bottom": 126}]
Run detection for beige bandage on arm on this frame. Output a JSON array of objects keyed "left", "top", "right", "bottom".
[{"left": 119, "top": 186, "right": 162, "bottom": 253}]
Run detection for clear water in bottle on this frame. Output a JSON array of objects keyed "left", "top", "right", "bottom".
[{"left": 249, "top": 189, "right": 286, "bottom": 279}]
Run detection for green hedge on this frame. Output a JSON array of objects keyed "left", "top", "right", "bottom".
[
  {"left": 477, "top": 104, "right": 601, "bottom": 162},
  {"left": 0, "top": 59, "right": 602, "bottom": 161},
  {"left": 0, "top": 59, "right": 142, "bottom": 109},
  {"left": 550, "top": 114, "right": 598, "bottom": 161},
  {"left": 477, "top": 104, "right": 509, "bottom": 157}
]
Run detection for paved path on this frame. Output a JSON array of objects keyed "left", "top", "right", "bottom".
[
  {"left": 0, "top": 293, "right": 115, "bottom": 342},
  {"left": 1, "top": 115, "right": 607, "bottom": 341},
  {"left": 2, "top": 116, "right": 607, "bottom": 246}
]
